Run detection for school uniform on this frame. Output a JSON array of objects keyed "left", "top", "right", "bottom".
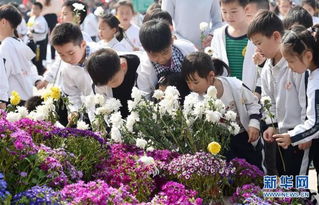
[
  {"left": 121, "top": 24, "right": 142, "bottom": 51},
  {"left": 99, "top": 37, "right": 130, "bottom": 52},
  {"left": 0, "top": 56, "right": 9, "bottom": 103},
  {"left": 0, "top": 37, "right": 41, "bottom": 101},
  {"left": 211, "top": 25, "right": 258, "bottom": 92},
  {"left": 261, "top": 58, "right": 309, "bottom": 176},
  {"left": 218, "top": 76, "right": 265, "bottom": 172},
  {"left": 17, "top": 18, "right": 28, "bottom": 44},
  {"left": 93, "top": 54, "right": 141, "bottom": 118},
  {"left": 82, "top": 13, "right": 99, "bottom": 41},
  {"left": 137, "top": 39, "right": 197, "bottom": 99}
]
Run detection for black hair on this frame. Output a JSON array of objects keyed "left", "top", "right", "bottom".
[
  {"left": 212, "top": 58, "right": 231, "bottom": 77},
  {"left": 33, "top": 2, "right": 43, "bottom": 10},
  {"left": 51, "top": 23, "right": 83, "bottom": 46},
  {"left": 247, "top": 10, "right": 284, "bottom": 38},
  {"left": 139, "top": 19, "right": 172, "bottom": 53},
  {"left": 25, "top": 96, "right": 44, "bottom": 112},
  {"left": 100, "top": 14, "right": 124, "bottom": 41},
  {"left": 282, "top": 6, "right": 313, "bottom": 29},
  {"left": 0, "top": 4, "right": 22, "bottom": 29},
  {"left": 115, "top": 0, "right": 135, "bottom": 14},
  {"left": 143, "top": 8, "right": 173, "bottom": 25},
  {"left": 146, "top": 2, "right": 161, "bottom": 14},
  {"left": 301, "top": 0, "right": 316, "bottom": 10},
  {"left": 63, "top": 0, "right": 88, "bottom": 25},
  {"left": 248, "top": 0, "right": 270, "bottom": 10},
  {"left": 220, "top": 0, "right": 249, "bottom": 7},
  {"left": 86, "top": 48, "right": 121, "bottom": 86},
  {"left": 282, "top": 25, "right": 319, "bottom": 67}
]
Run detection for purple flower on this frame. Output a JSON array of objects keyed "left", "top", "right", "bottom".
[{"left": 12, "top": 186, "right": 61, "bottom": 204}]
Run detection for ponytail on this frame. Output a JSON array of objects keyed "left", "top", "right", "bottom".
[
  {"left": 100, "top": 14, "right": 123, "bottom": 41},
  {"left": 211, "top": 58, "right": 230, "bottom": 77},
  {"left": 116, "top": 26, "right": 124, "bottom": 41}
]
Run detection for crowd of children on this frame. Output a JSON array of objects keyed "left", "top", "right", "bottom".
[{"left": 0, "top": 0, "right": 319, "bottom": 191}]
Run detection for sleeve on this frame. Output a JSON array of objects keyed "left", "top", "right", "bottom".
[
  {"left": 242, "top": 84, "right": 261, "bottom": 130},
  {"left": 261, "top": 67, "right": 278, "bottom": 127},
  {"left": 32, "top": 18, "right": 47, "bottom": 34},
  {"left": 288, "top": 89, "right": 319, "bottom": 146},
  {"left": 161, "top": 0, "right": 175, "bottom": 20},
  {"left": 0, "top": 57, "right": 9, "bottom": 102},
  {"left": 30, "top": 63, "right": 43, "bottom": 84},
  {"left": 254, "top": 65, "right": 263, "bottom": 95},
  {"left": 209, "top": 0, "right": 223, "bottom": 34},
  {"left": 44, "top": 57, "right": 62, "bottom": 83},
  {"left": 292, "top": 72, "right": 307, "bottom": 122}
]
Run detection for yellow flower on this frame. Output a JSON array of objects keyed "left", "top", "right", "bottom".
[
  {"left": 207, "top": 141, "right": 221, "bottom": 155},
  {"left": 242, "top": 46, "right": 247, "bottom": 57},
  {"left": 10, "top": 91, "right": 21, "bottom": 106},
  {"left": 42, "top": 92, "right": 51, "bottom": 101},
  {"left": 50, "top": 87, "right": 61, "bottom": 100}
]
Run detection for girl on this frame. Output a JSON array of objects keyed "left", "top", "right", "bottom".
[
  {"left": 274, "top": 25, "right": 319, "bottom": 190},
  {"left": 275, "top": 0, "right": 292, "bottom": 19},
  {"left": 115, "top": 0, "right": 142, "bottom": 51},
  {"left": 301, "top": 0, "right": 319, "bottom": 24},
  {"left": 98, "top": 14, "right": 129, "bottom": 52},
  {"left": 182, "top": 52, "right": 265, "bottom": 172}
]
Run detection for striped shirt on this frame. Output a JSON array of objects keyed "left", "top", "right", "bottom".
[{"left": 225, "top": 27, "right": 248, "bottom": 80}]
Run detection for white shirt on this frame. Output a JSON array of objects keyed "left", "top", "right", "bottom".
[
  {"left": 17, "top": 18, "right": 28, "bottom": 43},
  {"left": 0, "top": 55, "right": 9, "bottom": 102},
  {"left": 27, "top": 15, "right": 48, "bottom": 42},
  {"left": 313, "top": 16, "right": 319, "bottom": 25},
  {"left": 99, "top": 37, "right": 130, "bottom": 52},
  {"left": 121, "top": 24, "right": 142, "bottom": 51},
  {"left": 82, "top": 13, "right": 99, "bottom": 38}
]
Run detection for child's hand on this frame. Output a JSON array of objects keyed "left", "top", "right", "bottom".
[
  {"left": 253, "top": 51, "right": 266, "bottom": 66},
  {"left": 248, "top": 127, "right": 260, "bottom": 143},
  {"left": 67, "top": 111, "right": 79, "bottom": 127},
  {"left": 202, "top": 35, "right": 213, "bottom": 48},
  {"left": 298, "top": 141, "right": 312, "bottom": 150},
  {"left": 273, "top": 133, "right": 291, "bottom": 149},
  {"left": 263, "top": 127, "right": 276, "bottom": 142},
  {"left": 36, "top": 80, "right": 49, "bottom": 89},
  {"left": 0, "top": 102, "right": 6, "bottom": 110}
]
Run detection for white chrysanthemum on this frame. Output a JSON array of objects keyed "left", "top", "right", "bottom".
[
  {"left": 229, "top": 122, "right": 240, "bottom": 135},
  {"left": 206, "top": 86, "right": 217, "bottom": 99},
  {"left": 205, "top": 110, "right": 221, "bottom": 123},
  {"left": 82, "top": 95, "right": 96, "bottom": 109},
  {"left": 127, "top": 100, "right": 138, "bottom": 112},
  {"left": 159, "top": 97, "right": 179, "bottom": 117},
  {"left": 261, "top": 96, "right": 272, "bottom": 106},
  {"left": 204, "top": 46, "right": 214, "bottom": 56},
  {"left": 77, "top": 120, "right": 89, "bottom": 130},
  {"left": 73, "top": 3, "right": 85, "bottom": 11},
  {"left": 93, "top": 6, "right": 104, "bottom": 17},
  {"left": 126, "top": 112, "right": 139, "bottom": 132},
  {"left": 54, "top": 121, "right": 65, "bottom": 128},
  {"left": 152, "top": 89, "right": 164, "bottom": 100},
  {"left": 183, "top": 92, "right": 199, "bottom": 114},
  {"left": 193, "top": 102, "right": 205, "bottom": 117},
  {"left": 105, "top": 98, "right": 122, "bottom": 113},
  {"left": 94, "top": 94, "right": 105, "bottom": 106},
  {"left": 131, "top": 87, "right": 143, "bottom": 101},
  {"left": 199, "top": 22, "right": 209, "bottom": 31},
  {"left": 6, "top": 112, "right": 21, "bottom": 122},
  {"left": 225, "top": 110, "right": 237, "bottom": 121},
  {"left": 136, "top": 138, "right": 147, "bottom": 149},
  {"left": 110, "top": 112, "right": 123, "bottom": 128},
  {"left": 214, "top": 99, "right": 225, "bottom": 112},
  {"left": 17, "top": 106, "right": 28, "bottom": 118},
  {"left": 95, "top": 106, "right": 108, "bottom": 115},
  {"left": 139, "top": 156, "right": 155, "bottom": 165},
  {"left": 146, "top": 146, "right": 155, "bottom": 152},
  {"left": 111, "top": 127, "right": 122, "bottom": 143},
  {"left": 164, "top": 86, "right": 180, "bottom": 99}
]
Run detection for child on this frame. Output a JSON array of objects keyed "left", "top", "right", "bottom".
[
  {"left": 282, "top": 6, "right": 313, "bottom": 30},
  {"left": 182, "top": 51, "right": 265, "bottom": 171},
  {"left": 50, "top": 23, "right": 101, "bottom": 121},
  {"left": 86, "top": 48, "right": 140, "bottom": 118},
  {"left": 248, "top": 11, "right": 309, "bottom": 176},
  {"left": 245, "top": 0, "right": 270, "bottom": 23},
  {"left": 274, "top": 25, "right": 319, "bottom": 189},
  {"left": 301, "top": 0, "right": 319, "bottom": 24},
  {"left": 61, "top": 0, "right": 92, "bottom": 42},
  {"left": 115, "top": 0, "right": 142, "bottom": 51},
  {"left": 0, "top": 4, "right": 41, "bottom": 104},
  {"left": 138, "top": 19, "right": 197, "bottom": 98},
  {"left": 210, "top": 0, "right": 258, "bottom": 92},
  {"left": 27, "top": 2, "right": 49, "bottom": 75},
  {"left": 98, "top": 14, "right": 129, "bottom": 52},
  {"left": 275, "top": 0, "right": 292, "bottom": 19},
  {"left": 0, "top": 55, "right": 8, "bottom": 109}
]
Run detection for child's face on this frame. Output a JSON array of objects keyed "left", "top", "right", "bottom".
[
  {"left": 303, "top": 3, "right": 315, "bottom": 16},
  {"left": 186, "top": 72, "right": 211, "bottom": 95},
  {"left": 61, "top": 6, "right": 74, "bottom": 23},
  {"left": 116, "top": 5, "right": 134, "bottom": 28},
  {"left": 54, "top": 41, "right": 86, "bottom": 65},
  {"left": 98, "top": 19, "right": 117, "bottom": 41},
  {"left": 147, "top": 46, "right": 173, "bottom": 65},
  {"left": 250, "top": 32, "right": 281, "bottom": 59},
  {"left": 221, "top": 2, "right": 247, "bottom": 27},
  {"left": 0, "top": 18, "right": 11, "bottom": 40},
  {"left": 31, "top": 5, "right": 42, "bottom": 16},
  {"left": 281, "top": 46, "right": 309, "bottom": 73},
  {"left": 278, "top": 0, "right": 291, "bottom": 17},
  {"left": 245, "top": 3, "right": 259, "bottom": 23},
  {"left": 106, "top": 62, "right": 126, "bottom": 88}
]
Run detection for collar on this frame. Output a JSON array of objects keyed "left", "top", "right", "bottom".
[
  {"left": 77, "top": 45, "right": 90, "bottom": 67},
  {"left": 268, "top": 57, "right": 287, "bottom": 70}
]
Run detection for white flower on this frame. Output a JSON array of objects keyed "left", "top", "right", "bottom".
[
  {"left": 126, "top": 112, "right": 139, "bottom": 132},
  {"left": 229, "top": 122, "right": 240, "bottom": 135},
  {"left": 95, "top": 106, "right": 108, "bottom": 115},
  {"left": 111, "top": 127, "right": 122, "bottom": 143},
  {"left": 94, "top": 94, "right": 105, "bottom": 106},
  {"left": 54, "top": 121, "right": 65, "bottom": 128},
  {"left": 164, "top": 86, "right": 180, "bottom": 99},
  {"left": 17, "top": 106, "right": 28, "bottom": 118},
  {"left": 199, "top": 22, "right": 209, "bottom": 32},
  {"left": 105, "top": 98, "right": 122, "bottom": 113},
  {"left": 193, "top": 102, "right": 205, "bottom": 117},
  {"left": 136, "top": 138, "right": 147, "bottom": 149},
  {"left": 73, "top": 3, "right": 85, "bottom": 11},
  {"left": 94, "top": 6, "right": 104, "bottom": 17},
  {"left": 225, "top": 110, "right": 237, "bottom": 121},
  {"left": 7, "top": 112, "right": 21, "bottom": 122},
  {"left": 206, "top": 86, "right": 217, "bottom": 99},
  {"left": 146, "top": 146, "right": 154, "bottom": 152},
  {"left": 261, "top": 96, "right": 272, "bottom": 106},
  {"left": 77, "top": 120, "right": 89, "bottom": 130},
  {"left": 204, "top": 46, "right": 214, "bottom": 56},
  {"left": 127, "top": 100, "right": 138, "bottom": 112},
  {"left": 152, "top": 89, "right": 164, "bottom": 100},
  {"left": 139, "top": 156, "right": 155, "bottom": 165},
  {"left": 82, "top": 95, "right": 96, "bottom": 109},
  {"left": 110, "top": 112, "right": 123, "bottom": 128},
  {"left": 131, "top": 87, "right": 143, "bottom": 101},
  {"left": 214, "top": 99, "right": 225, "bottom": 112},
  {"left": 205, "top": 110, "right": 221, "bottom": 123}
]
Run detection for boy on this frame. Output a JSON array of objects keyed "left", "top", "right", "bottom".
[
  {"left": 248, "top": 10, "right": 309, "bottom": 176},
  {"left": 138, "top": 19, "right": 197, "bottom": 98},
  {"left": 27, "top": 2, "right": 48, "bottom": 75},
  {"left": 50, "top": 23, "right": 101, "bottom": 121},
  {"left": 0, "top": 4, "right": 41, "bottom": 104},
  {"left": 86, "top": 48, "right": 141, "bottom": 118},
  {"left": 245, "top": 0, "right": 270, "bottom": 23},
  {"left": 282, "top": 6, "right": 313, "bottom": 30},
  {"left": 211, "top": 0, "right": 258, "bottom": 92}
]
